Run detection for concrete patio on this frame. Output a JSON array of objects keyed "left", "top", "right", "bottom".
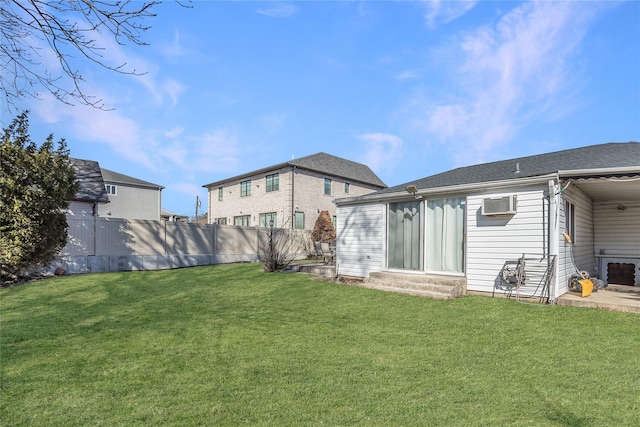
[
  {"left": 290, "top": 262, "right": 639, "bottom": 313},
  {"left": 556, "top": 284, "right": 640, "bottom": 313}
]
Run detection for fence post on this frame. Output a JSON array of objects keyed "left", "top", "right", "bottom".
[
  {"left": 211, "top": 224, "right": 216, "bottom": 258},
  {"left": 164, "top": 220, "right": 167, "bottom": 256},
  {"left": 92, "top": 209, "right": 97, "bottom": 256}
]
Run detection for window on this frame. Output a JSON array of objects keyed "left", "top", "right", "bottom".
[
  {"left": 294, "top": 211, "right": 305, "bottom": 230},
  {"left": 344, "top": 182, "right": 350, "bottom": 193},
  {"left": 234, "top": 215, "right": 250, "bottom": 226},
  {"left": 105, "top": 184, "right": 117, "bottom": 195},
  {"left": 332, "top": 215, "right": 337, "bottom": 231},
  {"left": 565, "top": 200, "right": 576, "bottom": 244},
  {"left": 266, "top": 173, "right": 279, "bottom": 192},
  {"left": 218, "top": 187, "right": 223, "bottom": 201},
  {"left": 259, "top": 212, "right": 278, "bottom": 228},
  {"left": 241, "top": 180, "right": 251, "bottom": 197},
  {"left": 324, "top": 178, "right": 332, "bottom": 195},
  {"left": 215, "top": 217, "right": 227, "bottom": 225}
]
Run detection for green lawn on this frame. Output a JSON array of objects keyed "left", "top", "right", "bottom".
[{"left": 2, "top": 263, "right": 638, "bottom": 426}]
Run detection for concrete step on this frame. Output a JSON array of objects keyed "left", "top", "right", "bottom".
[
  {"left": 353, "top": 281, "right": 457, "bottom": 300},
  {"left": 288, "top": 262, "right": 336, "bottom": 277},
  {"left": 362, "top": 271, "right": 466, "bottom": 300}
]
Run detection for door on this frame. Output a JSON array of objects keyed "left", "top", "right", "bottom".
[
  {"left": 388, "top": 201, "right": 421, "bottom": 270},
  {"left": 425, "top": 197, "right": 465, "bottom": 274}
]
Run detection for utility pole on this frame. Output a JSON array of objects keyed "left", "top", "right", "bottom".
[{"left": 195, "top": 195, "right": 200, "bottom": 223}]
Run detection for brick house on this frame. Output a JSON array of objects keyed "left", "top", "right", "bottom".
[{"left": 203, "top": 152, "right": 386, "bottom": 230}]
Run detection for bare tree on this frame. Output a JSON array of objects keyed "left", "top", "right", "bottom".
[
  {"left": 258, "top": 219, "right": 308, "bottom": 272},
  {"left": 1, "top": 0, "right": 188, "bottom": 110}
]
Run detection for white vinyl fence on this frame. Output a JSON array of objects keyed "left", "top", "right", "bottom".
[{"left": 51, "top": 216, "right": 311, "bottom": 275}]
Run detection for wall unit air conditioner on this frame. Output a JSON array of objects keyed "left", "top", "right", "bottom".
[{"left": 481, "top": 195, "right": 517, "bottom": 216}]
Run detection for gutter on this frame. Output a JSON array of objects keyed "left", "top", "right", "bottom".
[
  {"left": 291, "top": 166, "right": 296, "bottom": 229},
  {"left": 334, "top": 173, "right": 559, "bottom": 206},
  {"left": 558, "top": 166, "right": 640, "bottom": 178}
]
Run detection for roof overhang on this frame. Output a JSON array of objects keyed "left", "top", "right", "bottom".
[
  {"left": 559, "top": 167, "right": 640, "bottom": 202},
  {"left": 336, "top": 165, "right": 640, "bottom": 206},
  {"left": 203, "top": 163, "right": 385, "bottom": 189}
]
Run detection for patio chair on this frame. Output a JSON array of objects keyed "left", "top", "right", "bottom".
[
  {"left": 320, "top": 242, "right": 335, "bottom": 264},
  {"left": 314, "top": 241, "right": 323, "bottom": 260}
]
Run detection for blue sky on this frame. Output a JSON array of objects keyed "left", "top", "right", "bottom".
[{"left": 4, "top": 1, "right": 639, "bottom": 218}]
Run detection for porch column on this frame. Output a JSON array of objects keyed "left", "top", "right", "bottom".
[{"left": 548, "top": 179, "right": 560, "bottom": 302}]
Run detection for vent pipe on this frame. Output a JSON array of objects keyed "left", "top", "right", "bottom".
[{"left": 513, "top": 162, "right": 521, "bottom": 174}]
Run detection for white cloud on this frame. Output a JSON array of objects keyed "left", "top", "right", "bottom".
[
  {"left": 164, "top": 126, "right": 184, "bottom": 139},
  {"left": 162, "top": 30, "right": 187, "bottom": 58},
  {"left": 88, "top": 27, "right": 186, "bottom": 108},
  {"left": 356, "top": 133, "right": 404, "bottom": 173},
  {"left": 256, "top": 3, "right": 298, "bottom": 18},
  {"left": 32, "top": 93, "right": 160, "bottom": 169},
  {"left": 421, "top": 1, "right": 602, "bottom": 165},
  {"left": 191, "top": 129, "right": 241, "bottom": 174},
  {"left": 162, "top": 78, "right": 186, "bottom": 107},
  {"left": 423, "top": 0, "right": 478, "bottom": 29},
  {"left": 396, "top": 70, "right": 419, "bottom": 80}
]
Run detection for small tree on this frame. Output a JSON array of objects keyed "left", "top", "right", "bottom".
[
  {"left": 1, "top": 111, "right": 78, "bottom": 284},
  {"left": 258, "top": 219, "right": 304, "bottom": 272},
  {"left": 311, "top": 210, "right": 336, "bottom": 242}
]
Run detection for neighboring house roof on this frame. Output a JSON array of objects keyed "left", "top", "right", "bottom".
[
  {"left": 101, "top": 168, "right": 164, "bottom": 190},
  {"left": 375, "top": 142, "right": 640, "bottom": 196},
  {"left": 70, "top": 158, "right": 109, "bottom": 203},
  {"left": 161, "top": 209, "right": 189, "bottom": 220},
  {"left": 203, "top": 152, "right": 387, "bottom": 188}
]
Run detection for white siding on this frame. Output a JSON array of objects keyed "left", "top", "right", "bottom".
[
  {"left": 466, "top": 186, "right": 549, "bottom": 294},
  {"left": 593, "top": 201, "right": 640, "bottom": 257},
  {"left": 98, "top": 185, "right": 161, "bottom": 221},
  {"left": 556, "top": 186, "right": 595, "bottom": 295},
  {"left": 594, "top": 200, "right": 640, "bottom": 286},
  {"left": 336, "top": 203, "right": 384, "bottom": 278}
]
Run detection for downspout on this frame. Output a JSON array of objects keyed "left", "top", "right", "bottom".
[
  {"left": 92, "top": 202, "right": 98, "bottom": 257},
  {"left": 291, "top": 166, "right": 296, "bottom": 229},
  {"left": 158, "top": 187, "right": 162, "bottom": 221},
  {"left": 548, "top": 178, "right": 560, "bottom": 303}
]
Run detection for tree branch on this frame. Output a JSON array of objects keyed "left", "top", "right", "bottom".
[{"left": 1, "top": 0, "right": 189, "bottom": 111}]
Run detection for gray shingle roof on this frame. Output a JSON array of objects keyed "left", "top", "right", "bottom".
[
  {"left": 101, "top": 168, "right": 164, "bottom": 189},
  {"left": 70, "top": 158, "right": 109, "bottom": 203},
  {"left": 203, "top": 152, "right": 387, "bottom": 188},
  {"left": 290, "top": 152, "right": 386, "bottom": 187},
  {"left": 377, "top": 142, "right": 640, "bottom": 195}
]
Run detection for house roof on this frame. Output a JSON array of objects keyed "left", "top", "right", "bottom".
[
  {"left": 203, "top": 152, "right": 387, "bottom": 188},
  {"left": 101, "top": 168, "right": 164, "bottom": 190},
  {"left": 375, "top": 142, "right": 640, "bottom": 196},
  {"left": 70, "top": 158, "right": 109, "bottom": 203},
  {"left": 161, "top": 208, "right": 188, "bottom": 219}
]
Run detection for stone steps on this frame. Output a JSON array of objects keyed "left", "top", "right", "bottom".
[
  {"left": 359, "top": 271, "right": 466, "bottom": 300},
  {"left": 288, "top": 262, "right": 336, "bottom": 277}
]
